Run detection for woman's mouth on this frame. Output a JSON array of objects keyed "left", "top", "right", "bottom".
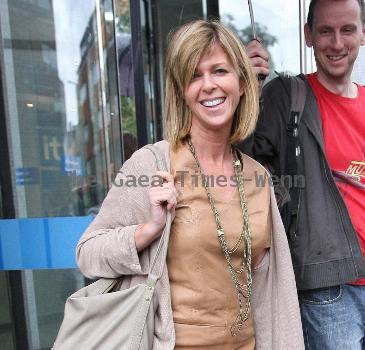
[{"left": 200, "top": 97, "right": 226, "bottom": 107}]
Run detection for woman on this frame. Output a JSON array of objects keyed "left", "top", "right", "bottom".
[{"left": 76, "top": 20, "right": 304, "bottom": 349}]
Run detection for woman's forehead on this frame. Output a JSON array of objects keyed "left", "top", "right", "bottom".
[{"left": 195, "top": 43, "right": 235, "bottom": 69}]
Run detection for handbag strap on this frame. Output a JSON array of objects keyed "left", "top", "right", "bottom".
[{"left": 143, "top": 144, "right": 172, "bottom": 284}]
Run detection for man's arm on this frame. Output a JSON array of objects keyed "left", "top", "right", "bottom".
[{"left": 240, "top": 75, "right": 291, "bottom": 177}]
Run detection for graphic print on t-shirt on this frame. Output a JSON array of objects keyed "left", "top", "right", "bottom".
[{"left": 333, "top": 161, "right": 365, "bottom": 189}]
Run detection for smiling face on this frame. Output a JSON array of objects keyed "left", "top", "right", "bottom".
[
  {"left": 184, "top": 43, "right": 243, "bottom": 137},
  {"left": 304, "top": 0, "right": 365, "bottom": 86}
]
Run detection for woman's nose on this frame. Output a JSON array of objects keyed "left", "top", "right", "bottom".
[{"left": 201, "top": 74, "right": 216, "bottom": 92}]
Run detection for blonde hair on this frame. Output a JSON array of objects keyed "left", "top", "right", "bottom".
[{"left": 164, "top": 20, "right": 259, "bottom": 150}]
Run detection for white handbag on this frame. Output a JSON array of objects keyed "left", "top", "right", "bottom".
[{"left": 53, "top": 145, "right": 171, "bottom": 350}]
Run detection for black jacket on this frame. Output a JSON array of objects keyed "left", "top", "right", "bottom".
[{"left": 240, "top": 75, "right": 365, "bottom": 290}]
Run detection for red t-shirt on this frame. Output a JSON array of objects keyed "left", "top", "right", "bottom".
[{"left": 307, "top": 73, "right": 365, "bottom": 285}]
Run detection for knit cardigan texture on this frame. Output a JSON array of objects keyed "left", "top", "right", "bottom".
[{"left": 76, "top": 140, "right": 304, "bottom": 350}]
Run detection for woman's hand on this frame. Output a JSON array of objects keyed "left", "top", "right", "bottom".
[{"left": 135, "top": 171, "right": 177, "bottom": 251}]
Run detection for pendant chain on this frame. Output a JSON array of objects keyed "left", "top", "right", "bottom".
[{"left": 187, "top": 138, "right": 253, "bottom": 336}]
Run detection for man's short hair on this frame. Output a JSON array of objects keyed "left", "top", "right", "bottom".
[{"left": 307, "top": 0, "right": 365, "bottom": 29}]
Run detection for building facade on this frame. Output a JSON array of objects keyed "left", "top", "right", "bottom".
[{"left": 0, "top": 0, "right": 364, "bottom": 349}]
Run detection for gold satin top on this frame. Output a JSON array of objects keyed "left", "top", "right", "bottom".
[{"left": 167, "top": 144, "right": 272, "bottom": 350}]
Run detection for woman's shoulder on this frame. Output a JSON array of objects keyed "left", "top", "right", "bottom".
[
  {"left": 239, "top": 151, "right": 269, "bottom": 177},
  {"left": 128, "top": 140, "right": 169, "bottom": 159},
  {"left": 152, "top": 139, "right": 170, "bottom": 152},
  {"left": 122, "top": 140, "right": 170, "bottom": 173}
]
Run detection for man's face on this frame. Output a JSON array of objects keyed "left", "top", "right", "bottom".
[{"left": 304, "top": 0, "right": 365, "bottom": 85}]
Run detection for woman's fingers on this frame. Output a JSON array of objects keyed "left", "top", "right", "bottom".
[
  {"left": 147, "top": 170, "right": 178, "bottom": 230},
  {"left": 152, "top": 171, "right": 177, "bottom": 204},
  {"left": 153, "top": 171, "right": 174, "bottom": 185},
  {"left": 149, "top": 181, "right": 177, "bottom": 210}
]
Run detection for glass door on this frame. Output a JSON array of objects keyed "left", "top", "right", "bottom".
[{"left": 0, "top": 0, "right": 122, "bottom": 348}]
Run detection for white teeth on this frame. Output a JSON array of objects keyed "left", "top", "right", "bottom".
[
  {"left": 328, "top": 55, "right": 344, "bottom": 61},
  {"left": 202, "top": 98, "right": 225, "bottom": 107}
]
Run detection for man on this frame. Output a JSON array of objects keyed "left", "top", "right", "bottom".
[{"left": 244, "top": 0, "right": 365, "bottom": 349}]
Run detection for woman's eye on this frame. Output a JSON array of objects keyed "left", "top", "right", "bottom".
[
  {"left": 192, "top": 73, "right": 200, "bottom": 80},
  {"left": 215, "top": 68, "right": 227, "bottom": 74}
]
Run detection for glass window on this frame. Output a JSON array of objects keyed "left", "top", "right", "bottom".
[
  {"left": 352, "top": 47, "right": 365, "bottom": 84},
  {"left": 151, "top": 0, "right": 300, "bottom": 111},
  {"left": 103, "top": 0, "right": 124, "bottom": 173},
  {"left": 115, "top": 0, "right": 138, "bottom": 161},
  {"left": 220, "top": 0, "right": 301, "bottom": 80},
  {"left": 0, "top": 272, "right": 14, "bottom": 349},
  {"left": 146, "top": 0, "right": 204, "bottom": 138},
  {"left": 0, "top": 0, "right": 120, "bottom": 348}
]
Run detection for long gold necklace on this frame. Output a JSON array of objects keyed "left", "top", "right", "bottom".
[{"left": 187, "top": 138, "right": 253, "bottom": 336}]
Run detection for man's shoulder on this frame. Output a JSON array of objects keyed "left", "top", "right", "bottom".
[
  {"left": 262, "top": 74, "right": 314, "bottom": 105},
  {"left": 262, "top": 74, "right": 301, "bottom": 100},
  {"left": 263, "top": 75, "right": 289, "bottom": 92},
  {"left": 259, "top": 75, "right": 293, "bottom": 113}
]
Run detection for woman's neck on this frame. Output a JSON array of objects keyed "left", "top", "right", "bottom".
[{"left": 189, "top": 128, "right": 232, "bottom": 168}]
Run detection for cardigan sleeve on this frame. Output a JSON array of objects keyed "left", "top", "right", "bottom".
[
  {"left": 251, "top": 185, "right": 304, "bottom": 350},
  {"left": 76, "top": 147, "right": 159, "bottom": 279}
]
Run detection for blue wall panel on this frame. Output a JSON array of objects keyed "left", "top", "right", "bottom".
[{"left": 0, "top": 216, "right": 93, "bottom": 270}]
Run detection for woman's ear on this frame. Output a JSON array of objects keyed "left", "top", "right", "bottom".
[{"left": 239, "top": 81, "right": 245, "bottom": 96}]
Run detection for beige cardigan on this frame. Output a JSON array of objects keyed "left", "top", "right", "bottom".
[{"left": 76, "top": 140, "right": 304, "bottom": 350}]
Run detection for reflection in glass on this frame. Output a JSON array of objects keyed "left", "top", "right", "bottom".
[
  {"left": 0, "top": 0, "right": 120, "bottom": 348},
  {"left": 115, "top": 0, "right": 138, "bottom": 161},
  {"left": 147, "top": 0, "right": 204, "bottom": 143},
  {"left": 0, "top": 0, "right": 112, "bottom": 218},
  {"left": 0, "top": 272, "right": 14, "bottom": 349},
  {"left": 100, "top": 0, "right": 124, "bottom": 180}
]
